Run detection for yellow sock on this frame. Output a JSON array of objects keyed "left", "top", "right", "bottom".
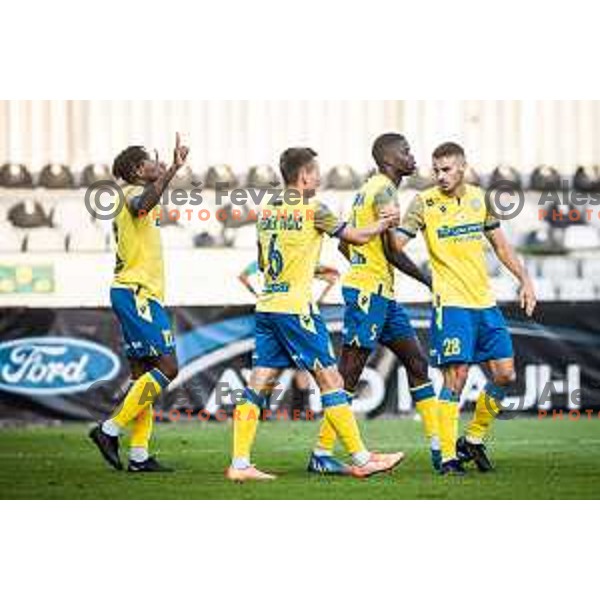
[
  {"left": 130, "top": 406, "right": 154, "bottom": 450},
  {"left": 232, "top": 389, "right": 265, "bottom": 465},
  {"left": 465, "top": 383, "right": 504, "bottom": 443},
  {"left": 438, "top": 387, "right": 459, "bottom": 462},
  {"left": 316, "top": 418, "right": 337, "bottom": 453},
  {"left": 322, "top": 391, "right": 366, "bottom": 455},
  {"left": 412, "top": 383, "right": 439, "bottom": 446},
  {"left": 112, "top": 369, "right": 170, "bottom": 428}
]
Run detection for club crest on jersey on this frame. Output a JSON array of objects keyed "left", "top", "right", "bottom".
[
  {"left": 299, "top": 315, "right": 317, "bottom": 334},
  {"left": 358, "top": 294, "right": 371, "bottom": 313},
  {"left": 471, "top": 198, "right": 482, "bottom": 211}
]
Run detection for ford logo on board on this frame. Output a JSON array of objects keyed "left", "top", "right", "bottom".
[{"left": 0, "top": 337, "right": 120, "bottom": 396}]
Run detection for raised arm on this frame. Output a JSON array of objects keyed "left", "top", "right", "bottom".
[
  {"left": 129, "top": 133, "right": 189, "bottom": 217},
  {"left": 486, "top": 227, "right": 536, "bottom": 316}
]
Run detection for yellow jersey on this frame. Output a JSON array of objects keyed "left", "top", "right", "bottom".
[
  {"left": 112, "top": 184, "right": 165, "bottom": 302},
  {"left": 342, "top": 173, "right": 398, "bottom": 298},
  {"left": 399, "top": 184, "right": 499, "bottom": 309},
  {"left": 256, "top": 196, "right": 345, "bottom": 315}
]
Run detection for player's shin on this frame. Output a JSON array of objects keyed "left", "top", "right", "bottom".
[
  {"left": 412, "top": 383, "right": 440, "bottom": 448},
  {"left": 314, "top": 390, "right": 354, "bottom": 456},
  {"left": 322, "top": 391, "right": 370, "bottom": 466},
  {"left": 465, "top": 382, "right": 505, "bottom": 444},
  {"left": 231, "top": 388, "right": 268, "bottom": 469},
  {"left": 438, "top": 387, "right": 460, "bottom": 462},
  {"left": 107, "top": 368, "right": 171, "bottom": 432},
  {"left": 130, "top": 406, "right": 154, "bottom": 462}
]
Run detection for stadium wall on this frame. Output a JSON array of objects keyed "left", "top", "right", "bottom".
[
  {"left": 0, "top": 303, "right": 598, "bottom": 422},
  {"left": 2, "top": 100, "right": 600, "bottom": 174}
]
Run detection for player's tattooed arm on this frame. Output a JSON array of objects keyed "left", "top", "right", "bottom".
[
  {"left": 374, "top": 190, "right": 431, "bottom": 288},
  {"left": 129, "top": 133, "right": 189, "bottom": 217},
  {"left": 382, "top": 235, "right": 432, "bottom": 289},
  {"left": 486, "top": 227, "right": 537, "bottom": 316}
]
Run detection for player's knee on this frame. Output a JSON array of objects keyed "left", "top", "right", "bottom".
[
  {"left": 492, "top": 369, "right": 516, "bottom": 387},
  {"left": 444, "top": 365, "right": 469, "bottom": 393},
  {"left": 314, "top": 367, "right": 344, "bottom": 393},
  {"left": 405, "top": 354, "right": 429, "bottom": 386},
  {"left": 157, "top": 356, "right": 179, "bottom": 382}
]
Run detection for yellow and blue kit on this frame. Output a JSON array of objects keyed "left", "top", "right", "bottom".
[
  {"left": 399, "top": 184, "right": 513, "bottom": 366},
  {"left": 342, "top": 173, "right": 416, "bottom": 350},
  {"left": 110, "top": 184, "right": 175, "bottom": 359},
  {"left": 253, "top": 197, "right": 346, "bottom": 371}
]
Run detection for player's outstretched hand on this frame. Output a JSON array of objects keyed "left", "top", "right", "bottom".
[
  {"left": 173, "top": 132, "right": 190, "bottom": 168},
  {"left": 519, "top": 279, "right": 537, "bottom": 317}
]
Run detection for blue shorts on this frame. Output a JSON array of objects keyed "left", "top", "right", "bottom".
[
  {"left": 110, "top": 287, "right": 175, "bottom": 359},
  {"left": 430, "top": 305, "right": 513, "bottom": 367},
  {"left": 342, "top": 287, "right": 416, "bottom": 350},
  {"left": 253, "top": 311, "right": 336, "bottom": 371}
]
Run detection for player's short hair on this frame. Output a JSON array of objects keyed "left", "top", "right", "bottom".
[
  {"left": 372, "top": 133, "right": 408, "bottom": 168},
  {"left": 432, "top": 142, "right": 466, "bottom": 161},
  {"left": 112, "top": 146, "right": 150, "bottom": 183},
  {"left": 279, "top": 147, "right": 318, "bottom": 185}
]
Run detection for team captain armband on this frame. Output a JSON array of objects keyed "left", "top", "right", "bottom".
[
  {"left": 314, "top": 202, "right": 348, "bottom": 237},
  {"left": 397, "top": 194, "right": 425, "bottom": 238},
  {"left": 484, "top": 211, "right": 501, "bottom": 232}
]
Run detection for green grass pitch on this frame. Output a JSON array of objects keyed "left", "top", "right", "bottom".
[{"left": 1, "top": 417, "right": 599, "bottom": 499}]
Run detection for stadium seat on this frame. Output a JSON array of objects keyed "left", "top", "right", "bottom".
[
  {"left": 204, "top": 165, "right": 238, "bottom": 189},
  {"left": 0, "top": 226, "right": 25, "bottom": 252},
  {"left": 39, "top": 164, "right": 75, "bottom": 189},
  {"left": 538, "top": 257, "right": 579, "bottom": 280},
  {"left": 327, "top": 165, "right": 359, "bottom": 190},
  {"left": 558, "top": 278, "right": 597, "bottom": 301},
  {"left": 573, "top": 166, "right": 600, "bottom": 193},
  {"left": 563, "top": 225, "right": 599, "bottom": 251},
  {"left": 192, "top": 231, "right": 218, "bottom": 248},
  {"left": 530, "top": 165, "right": 561, "bottom": 191},
  {"left": 489, "top": 165, "right": 522, "bottom": 189},
  {"left": 24, "top": 228, "right": 66, "bottom": 252},
  {"left": 7, "top": 199, "right": 51, "bottom": 228},
  {"left": 247, "top": 165, "right": 279, "bottom": 189},
  {"left": 170, "top": 165, "right": 194, "bottom": 189},
  {"left": 67, "top": 226, "right": 108, "bottom": 252},
  {"left": 80, "top": 164, "right": 112, "bottom": 187},
  {"left": 0, "top": 163, "right": 33, "bottom": 187}
]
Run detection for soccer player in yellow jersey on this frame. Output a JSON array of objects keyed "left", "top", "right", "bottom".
[
  {"left": 389, "top": 142, "right": 537, "bottom": 475},
  {"left": 308, "top": 133, "right": 443, "bottom": 475},
  {"left": 89, "top": 133, "right": 189, "bottom": 472},
  {"left": 226, "top": 147, "right": 406, "bottom": 482}
]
